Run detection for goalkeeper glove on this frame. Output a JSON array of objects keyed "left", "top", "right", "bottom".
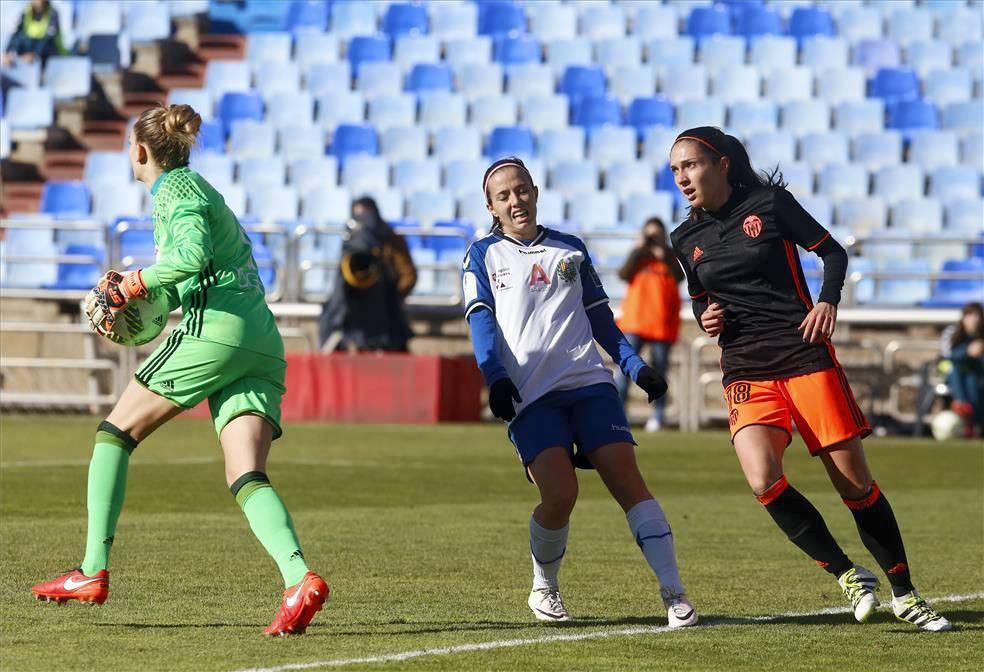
[
  {"left": 84, "top": 270, "right": 147, "bottom": 334},
  {"left": 488, "top": 378, "right": 522, "bottom": 421},
  {"left": 635, "top": 365, "right": 668, "bottom": 403}
]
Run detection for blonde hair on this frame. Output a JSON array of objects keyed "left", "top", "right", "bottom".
[{"left": 133, "top": 103, "right": 202, "bottom": 170}]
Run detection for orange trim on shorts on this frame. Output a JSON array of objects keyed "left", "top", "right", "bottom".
[
  {"left": 842, "top": 481, "right": 881, "bottom": 510},
  {"left": 806, "top": 232, "right": 831, "bottom": 251},
  {"left": 755, "top": 475, "right": 789, "bottom": 505}
]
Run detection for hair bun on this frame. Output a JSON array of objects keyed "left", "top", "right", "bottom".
[{"left": 163, "top": 104, "right": 202, "bottom": 138}]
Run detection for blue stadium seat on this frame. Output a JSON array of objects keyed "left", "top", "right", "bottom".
[
  {"left": 930, "top": 166, "right": 981, "bottom": 201},
  {"left": 229, "top": 120, "right": 275, "bottom": 159},
  {"left": 197, "top": 120, "right": 226, "bottom": 153},
  {"left": 559, "top": 66, "right": 606, "bottom": 107},
  {"left": 887, "top": 100, "right": 939, "bottom": 139},
  {"left": 550, "top": 160, "right": 598, "bottom": 197},
  {"left": 528, "top": 3, "right": 576, "bottom": 42},
  {"left": 660, "top": 65, "right": 708, "bottom": 103},
  {"left": 249, "top": 185, "right": 299, "bottom": 223},
  {"left": 2, "top": 58, "right": 41, "bottom": 88},
  {"left": 540, "top": 127, "right": 586, "bottom": 165},
  {"left": 43, "top": 57, "right": 91, "bottom": 100},
  {"left": 788, "top": 6, "right": 834, "bottom": 46},
  {"left": 205, "top": 60, "right": 251, "bottom": 99},
  {"left": 906, "top": 40, "right": 953, "bottom": 77},
  {"left": 939, "top": 7, "right": 984, "bottom": 46},
  {"left": 91, "top": 182, "right": 145, "bottom": 224},
  {"left": 868, "top": 68, "right": 921, "bottom": 105},
  {"left": 218, "top": 92, "right": 263, "bottom": 135},
  {"left": 168, "top": 88, "right": 213, "bottom": 121},
  {"left": 495, "top": 36, "right": 541, "bottom": 67},
  {"left": 280, "top": 124, "right": 326, "bottom": 162},
  {"left": 569, "top": 191, "right": 619, "bottom": 231},
  {"left": 445, "top": 36, "right": 492, "bottom": 70},
  {"left": 286, "top": 0, "right": 328, "bottom": 33},
  {"left": 289, "top": 157, "right": 338, "bottom": 194},
  {"left": 294, "top": 33, "right": 339, "bottom": 70},
  {"left": 418, "top": 91, "right": 466, "bottom": 130},
  {"left": 478, "top": 2, "right": 526, "bottom": 38},
  {"left": 685, "top": 5, "right": 731, "bottom": 45},
  {"left": 84, "top": 151, "right": 131, "bottom": 188},
  {"left": 545, "top": 38, "right": 593, "bottom": 76},
  {"left": 456, "top": 63, "right": 504, "bottom": 101},
  {"left": 470, "top": 95, "right": 518, "bottom": 134},
  {"left": 407, "top": 191, "right": 456, "bottom": 227},
  {"left": 535, "top": 190, "right": 566, "bottom": 225},
  {"left": 765, "top": 67, "right": 813, "bottom": 104},
  {"left": 247, "top": 32, "right": 292, "bottom": 68},
  {"left": 800, "top": 132, "right": 850, "bottom": 169},
  {"left": 729, "top": 100, "right": 778, "bottom": 136},
  {"left": 331, "top": 124, "right": 379, "bottom": 166},
  {"left": 383, "top": 3, "right": 429, "bottom": 39},
  {"left": 893, "top": 197, "right": 945, "bottom": 235},
  {"left": 887, "top": 7, "right": 934, "bottom": 46},
  {"left": 443, "top": 159, "right": 487, "bottom": 197},
  {"left": 736, "top": 5, "right": 781, "bottom": 41},
  {"left": 642, "top": 127, "right": 680, "bottom": 164},
  {"left": 394, "top": 35, "right": 440, "bottom": 71},
  {"left": 747, "top": 132, "right": 796, "bottom": 168},
  {"left": 406, "top": 63, "right": 452, "bottom": 94},
  {"left": 572, "top": 96, "right": 621, "bottom": 131},
  {"left": 301, "top": 187, "right": 351, "bottom": 224},
  {"left": 306, "top": 62, "right": 351, "bottom": 97},
  {"left": 487, "top": 125, "right": 535, "bottom": 159},
  {"left": 632, "top": 5, "right": 678, "bottom": 41},
  {"left": 925, "top": 258, "right": 984, "bottom": 307},
  {"left": 962, "top": 132, "right": 983, "bottom": 171},
  {"left": 588, "top": 126, "right": 636, "bottom": 168},
  {"left": 605, "top": 161, "right": 654, "bottom": 198},
  {"left": 348, "top": 36, "right": 391, "bottom": 77},
  {"left": 609, "top": 66, "right": 656, "bottom": 103},
  {"left": 700, "top": 36, "right": 746, "bottom": 72},
  {"left": 429, "top": 2, "right": 478, "bottom": 40},
  {"left": 816, "top": 67, "right": 866, "bottom": 104},
  {"left": 76, "top": 0, "right": 122, "bottom": 42},
  {"left": 646, "top": 37, "right": 695, "bottom": 68},
  {"left": 434, "top": 126, "right": 482, "bottom": 161},
  {"left": 835, "top": 6, "right": 882, "bottom": 44},
  {"left": 909, "top": 130, "right": 960, "bottom": 170},
  {"left": 677, "top": 99, "right": 727, "bottom": 130},
  {"left": 852, "top": 131, "right": 903, "bottom": 171},
  {"left": 944, "top": 101, "right": 984, "bottom": 138},
  {"left": 873, "top": 164, "right": 925, "bottom": 204},
  {"left": 268, "top": 91, "right": 314, "bottom": 130},
  {"left": 781, "top": 100, "right": 831, "bottom": 135},
  {"left": 125, "top": 3, "right": 171, "bottom": 42},
  {"left": 341, "top": 155, "right": 390, "bottom": 193},
  {"left": 579, "top": 3, "right": 626, "bottom": 41},
  {"left": 712, "top": 65, "right": 761, "bottom": 104},
  {"left": 331, "top": 1, "right": 377, "bottom": 38},
  {"left": 778, "top": 162, "right": 814, "bottom": 198},
  {"left": 41, "top": 181, "right": 91, "bottom": 216},
  {"left": 819, "top": 163, "right": 869, "bottom": 200},
  {"left": 357, "top": 62, "right": 403, "bottom": 98},
  {"left": 924, "top": 68, "right": 973, "bottom": 106},
  {"left": 256, "top": 62, "right": 302, "bottom": 99},
  {"left": 50, "top": 244, "right": 104, "bottom": 290},
  {"left": 507, "top": 64, "right": 553, "bottom": 100},
  {"left": 380, "top": 125, "right": 427, "bottom": 160},
  {"left": 626, "top": 97, "right": 674, "bottom": 138},
  {"left": 394, "top": 158, "right": 441, "bottom": 192},
  {"left": 622, "top": 192, "right": 674, "bottom": 228},
  {"left": 833, "top": 197, "right": 887, "bottom": 237},
  {"left": 190, "top": 152, "right": 234, "bottom": 185},
  {"left": 854, "top": 39, "right": 903, "bottom": 76},
  {"left": 801, "top": 36, "right": 849, "bottom": 70},
  {"left": 944, "top": 198, "right": 984, "bottom": 234},
  {"left": 834, "top": 99, "right": 885, "bottom": 134}
]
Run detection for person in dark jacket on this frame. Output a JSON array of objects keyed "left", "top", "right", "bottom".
[
  {"left": 940, "top": 301, "right": 984, "bottom": 437},
  {"left": 3, "top": 0, "right": 65, "bottom": 67}
]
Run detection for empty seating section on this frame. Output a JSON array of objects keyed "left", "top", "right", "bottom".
[{"left": 2, "top": 0, "right": 982, "bottom": 303}]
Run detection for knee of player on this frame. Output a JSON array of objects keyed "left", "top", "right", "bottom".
[
  {"left": 543, "top": 483, "right": 579, "bottom": 516},
  {"left": 751, "top": 474, "right": 788, "bottom": 503},
  {"left": 95, "top": 420, "right": 140, "bottom": 454}
]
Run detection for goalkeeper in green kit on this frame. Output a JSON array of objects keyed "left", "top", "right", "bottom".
[{"left": 31, "top": 104, "right": 328, "bottom": 636}]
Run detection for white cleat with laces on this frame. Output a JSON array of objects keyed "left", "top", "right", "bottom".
[
  {"left": 661, "top": 587, "right": 698, "bottom": 628},
  {"left": 528, "top": 587, "right": 571, "bottom": 622}
]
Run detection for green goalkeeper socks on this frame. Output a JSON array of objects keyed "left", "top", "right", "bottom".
[
  {"left": 81, "top": 422, "right": 136, "bottom": 576},
  {"left": 231, "top": 471, "right": 309, "bottom": 587}
]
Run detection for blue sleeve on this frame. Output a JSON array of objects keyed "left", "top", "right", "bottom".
[
  {"left": 587, "top": 303, "right": 647, "bottom": 382},
  {"left": 467, "top": 308, "right": 509, "bottom": 386},
  {"left": 462, "top": 243, "right": 495, "bottom": 318},
  {"left": 577, "top": 240, "right": 609, "bottom": 310}
]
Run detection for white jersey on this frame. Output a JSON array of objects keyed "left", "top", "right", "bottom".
[{"left": 462, "top": 227, "right": 614, "bottom": 416}]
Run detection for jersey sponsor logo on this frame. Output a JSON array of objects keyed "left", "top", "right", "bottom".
[
  {"left": 517, "top": 247, "right": 545, "bottom": 255},
  {"left": 529, "top": 263, "right": 551, "bottom": 290},
  {"left": 463, "top": 271, "right": 478, "bottom": 303},
  {"left": 743, "top": 215, "right": 763, "bottom": 238},
  {"left": 556, "top": 257, "right": 578, "bottom": 283},
  {"left": 491, "top": 268, "right": 512, "bottom": 290},
  {"left": 693, "top": 246, "right": 704, "bottom": 262}
]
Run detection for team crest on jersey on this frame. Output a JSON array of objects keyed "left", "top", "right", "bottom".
[
  {"left": 529, "top": 263, "right": 551, "bottom": 291},
  {"left": 743, "top": 215, "right": 763, "bottom": 238},
  {"left": 556, "top": 257, "right": 578, "bottom": 284},
  {"left": 491, "top": 268, "right": 512, "bottom": 290},
  {"left": 693, "top": 246, "right": 704, "bottom": 262}
]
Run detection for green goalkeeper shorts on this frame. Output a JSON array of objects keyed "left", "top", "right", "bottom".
[{"left": 135, "top": 331, "right": 286, "bottom": 439}]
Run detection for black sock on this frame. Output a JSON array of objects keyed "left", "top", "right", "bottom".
[
  {"left": 844, "top": 482, "right": 914, "bottom": 598},
  {"left": 758, "top": 476, "right": 853, "bottom": 577}
]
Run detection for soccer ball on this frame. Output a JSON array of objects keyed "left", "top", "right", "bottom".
[
  {"left": 930, "top": 410, "right": 964, "bottom": 442},
  {"left": 108, "top": 291, "right": 170, "bottom": 346}
]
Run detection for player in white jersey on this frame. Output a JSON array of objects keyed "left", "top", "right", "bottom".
[{"left": 462, "top": 157, "right": 698, "bottom": 627}]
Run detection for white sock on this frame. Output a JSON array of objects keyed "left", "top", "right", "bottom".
[
  {"left": 627, "top": 499, "right": 685, "bottom": 595},
  {"left": 530, "top": 516, "right": 568, "bottom": 591}
]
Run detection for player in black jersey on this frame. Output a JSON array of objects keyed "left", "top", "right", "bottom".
[{"left": 669, "top": 126, "right": 950, "bottom": 632}]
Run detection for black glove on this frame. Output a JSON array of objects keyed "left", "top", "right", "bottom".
[
  {"left": 488, "top": 378, "right": 522, "bottom": 421},
  {"left": 635, "top": 366, "right": 668, "bottom": 403}
]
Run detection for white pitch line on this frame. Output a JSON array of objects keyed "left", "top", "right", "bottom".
[{"left": 234, "top": 592, "right": 984, "bottom": 672}]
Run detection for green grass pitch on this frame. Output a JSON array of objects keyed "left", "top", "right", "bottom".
[{"left": 1, "top": 416, "right": 981, "bottom": 671}]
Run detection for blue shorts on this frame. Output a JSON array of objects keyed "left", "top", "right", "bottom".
[{"left": 508, "top": 382, "right": 635, "bottom": 473}]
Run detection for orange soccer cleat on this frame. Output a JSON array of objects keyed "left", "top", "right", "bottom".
[
  {"left": 264, "top": 571, "right": 329, "bottom": 636},
  {"left": 32, "top": 568, "right": 109, "bottom": 605}
]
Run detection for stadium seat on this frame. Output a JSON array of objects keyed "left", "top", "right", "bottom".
[
  {"left": 406, "top": 63, "right": 453, "bottom": 94},
  {"left": 197, "top": 120, "right": 226, "bottom": 153},
  {"left": 834, "top": 100, "right": 885, "bottom": 134},
  {"left": 944, "top": 198, "right": 984, "bottom": 234},
  {"left": 833, "top": 196, "right": 887, "bottom": 236},
  {"left": 6, "top": 87, "right": 53, "bottom": 130},
  {"left": 301, "top": 187, "right": 351, "bottom": 224},
  {"left": 41, "top": 181, "right": 91, "bottom": 216},
  {"left": 568, "top": 191, "right": 619, "bottom": 231},
  {"left": 341, "top": 155, "right": 390, "bottom": 193},
  {"left": 801, "top": 36, "right": 850, "bottom": 70},
  {"left": 487, "top": 125, "right": 535, "bottom": 159},
  {"left": 572, "top": 96, "right": 622, "bottom": 131},
  {"left": 632, "top": 5, "right": 678, "bottom": 41},
  {"left": 125, "top": 2, "right": 171, "bottom": 42},
  {"left": 819, "top": 164, "right": 869, "bottom": 200},
  {"left": 676, "top": 99, "right": 726, "bottom": 130},
  {"left": 909, "top": 130, "right": 960, "bottom": 170},
  {"left": 528, "top": 3, "right": 577, "bottom": 42},
  {"left": 729, "top": 100, "right": 778, "bottom": 136},
  {"left": 393, "top": 35, "right": 439, "bottom": 72},
  {"left": 816, "top": 67, "right": 866, "bottom": 104},
  {"left": 76, "top": 0, "right": 122, "bottom": 42},
  {"left": 286, "top": 0, "right": 329, "bottom": 33},
  {"left": 456, "top": 63, "right": 504, "bottom": 101},
  {"left": 535, "top": 190, "right": 565, "bottom": 225},
  {"left": 625, "top": 97, "right": 674, "bottom": 138},
  {"left": 646, "top": 37, "right": 695, "bottom": 68},
  {"left": 868, "top": 68, "right": 921, "bottom": 105},
  {"left": 506, "top": 64, "right": 554, "bottom": 99},
  {"left": 962, "top": 131, "right": 984, "bottom": 171},
  {"left": 873, "top": 164, "right": 925, "bottom": 204},
  {"left": 924, "top": 68, "right": 974, "bottom": 106},
  {"left": 905, "top": 40, "right": 953, "bottom": 77},
  {"left": 834, "top": 5, "right": 882, "bottom": 43},
  {"left": 540, "top": 127, "right": 586, "bottom": 165},
  {"left": 419, "top": 92, "right": 466, "bottom": 129},
  {"left": 686, "top": 5, "right": 731, "bottom": 45},
  {"left": 799, "top": 131, "right": 851, "bottom": 169},
  {"left": 459, "top": 195, "right": 494, "bottom": 230},
  {"left": 887, "top": 99, "right": 939, "bottom": 140},
  {"left": 3, "top": 239, "right": 58, "bottom": 289},
  {"left": 478, "top": 2, "right": 526, "bottom": 38},
  {"left": 289, "top": 157, "right": 338, "bottom": 194},
  {"left": 560, "top": 66, "right": 607, "bottom": 106},
  {"left": 2, "top": 58, "right": 41, "bottom": 88},
  {"left": 240, "top": 157, "right": 287, "bottom": 191},
  {"left": 348, "top": 36, "right": 391, "bottom": 77},
  {"left": 621, "top": 192, "right": 674, "bottom": 228},
  {"left": 699, "top": 36, "right": 746, "bottom": 72},
  {"left": 596, "top": 37, "right": 643, "bottom": 72},
  {"left": 930, "top": 167, "right": 981, "bottom": 201},
  {"left": 218, "top": 92, "right": 263, "bottom": 135},
  {"left": 316, "top": 91, "right": 365, "bottom": 130},
  {"left": 367, "top": 94, "right": 416, "bottom": 131},
  {"left": 750, "top": 35, "right": 798, "bottom": 74},
  {"left": 356, "top": 62, "right": 402, "bottom": 99},
  {"left": 470, "top": 95, "right": 519, "bottom": 135},
  {"left": 519, "top": 95, "right": 569, "bottom": 133},
  {"left": 205, "top": 60, "right": 252, "bottom": 99},
  {"left": 43, "top": 57, "right": 91, "bottom": 100},
  {"left": 939, "top": 7, "right": 984, "bottom": 46},
  {"left": 434, "top": 126, "right": 482, "bottom": 161},
  {"left": 736, "top": 5, "right": 782, "bottom": 41},
  {"left": 855, "top": 40, "right": 904, "bottom": 77},
  {"left": 781, "top": 100, "right": 831, "bottom": 135},
  {"left": 660, "top": 65, "right": 709, "bottom": 103},
  {"left": 892, "top": 197, "right": 944, "bottom": 234},
  {"left": 380, "top": 126, "right": 427, "bottom": 160},
  {"left": 495, "top": 36, "right": 542, "bottom": 68},
  {"left": 711, "top": 66, "right": 761, "bottom": 104},
  {"left": 445, "top": 36, "right": 492, "bottom": 70},
  {"left": 587, "top": 126, "right": 636, "bottom": 168},
  {"left": 443, "top": 159, "right": 487, "bottom": 198},
  {"left": 579, "top": 3, "right": 626, "bottom": 41},
  {"left": 190, "top": 152, "right": 234, "bottom": 185},
  {"left": 382, "top": 3, "right": 428, "bottom": 38},
  {"left": 778, "top": 162, "right": 814, "bottom": 198},
  {"left": 331, "top": 1, "right": 377, "bottom": 38},
  {"left": 550, "top": 160, "right": 599, "bottom": 197},
  {"left": 874, "top": 259, "right": 931, "bottom": 306},
  {"left": 49, "top": 244, "right": 104, "bottom": 290},
  {"left": 765, "top": 67, "right": 813, "bottom": 104},
  {"left": 305, "top": 62, "right": 351, "bottom": 97},
  {"left": 788, "top": 6, "right": 835, "bottom": 46},
  {"left": 407, "top": 191, "right": 456, "bottom": 227},
  {"left": 229, "top": 120, "right": 275, "bottom": 159},
  {"left": 926, "top": 257, "right": 984, "bottom": 307},
  {"left": 852, "top": 131, "right": 904, "bottom": 171},
  {"left": 256, "top": 61, "right": 302, "bottom": 99},
  {"left": 429, "top": 2, "right": 477, "bottom": 39},
  {"left": 609, "top": 66, "right": 657, "bottom": 103},
  {"left": 279, "top": 124, "right": 325, "bottom": 163},
  {"left": 330, "top": 124, "right": 379, "bottom": 165},
  {"left": 748, "top": 132, "right": 796, "bottom": 169},
  {"left": 83, "top": 151, "right": 131, "bottom": 189},
  {"left": 91, "top": 182, "right": 145, "bottom": 224},
  {"left": 247, "top": 32, "right": 292, "bottom": 69},
  {"left": 168, "top": 88, "right": 213, "bottom": 121},
  {"left": 888, "top": 7, "right": 934, "bottom": 47},
  {"left": 604, "top": 161, "right": 654, "bottom": 198},
  {"left": 268, "top": 91, "right": 314, "bottom": 130}
]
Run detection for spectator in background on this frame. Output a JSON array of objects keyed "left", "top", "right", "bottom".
[
  {"left": 319, "top": 197, "right": 417, "bottom": 352},
  {"left": 2, "top": 0, "right": 65, "bottom": 67},
  {"left": 615, "top": 217, "right": 684, "bottom": 432},
  {"left": 940, "top": 301, "right": 984, "bottom": 437}
]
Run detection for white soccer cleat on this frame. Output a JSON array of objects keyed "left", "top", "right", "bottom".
[
  {"left": 527, "top": 587, "right": 571, "bottom": 622},
  {"left": 838, "top": 565, "right": 880, "bottom": 623},
  {"left": 661, "top": 587, "right": 698, "bottom": 628},
  {"left": 892, "top": 592, "right": 953, "bottom": 632}
]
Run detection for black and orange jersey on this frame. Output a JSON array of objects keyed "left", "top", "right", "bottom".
[{"left": 670, "top": 186, "right": 849, "bottom": 386}]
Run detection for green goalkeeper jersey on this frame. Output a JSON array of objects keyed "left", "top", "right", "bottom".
[{"left": 140, "top": 167, "right": 283, "bottom": 358}]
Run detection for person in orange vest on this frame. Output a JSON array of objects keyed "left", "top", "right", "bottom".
[{"left": 616, "top": 217, "right": 684, "bottom": 432}]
